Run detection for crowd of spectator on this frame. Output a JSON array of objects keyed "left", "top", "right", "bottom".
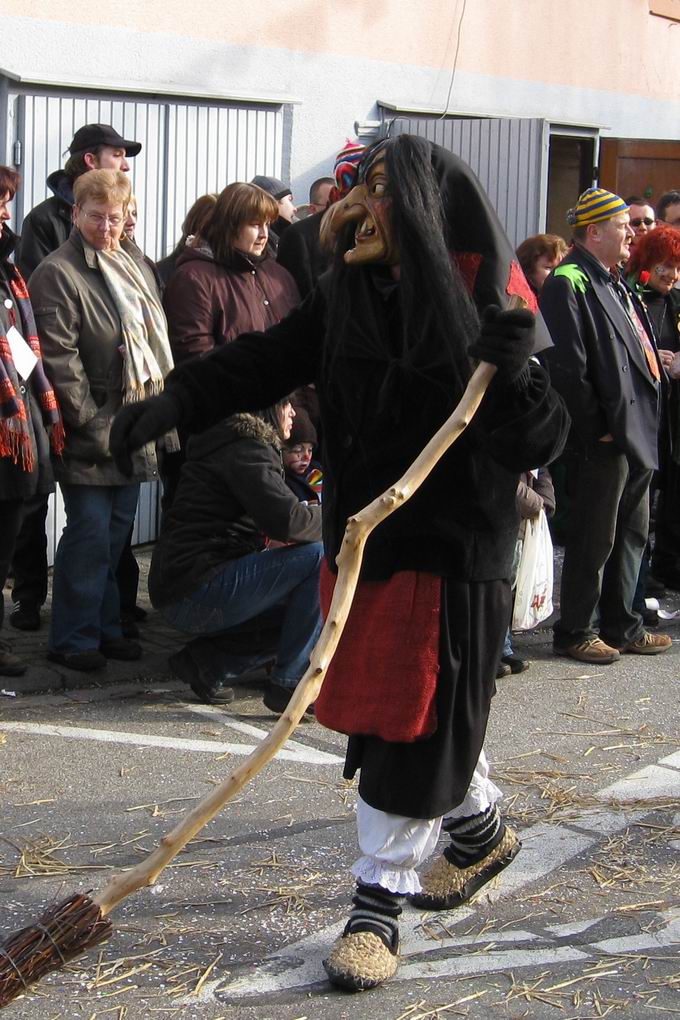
[{"left": 1, "top": 120, "right": 679, "bottom": 707}]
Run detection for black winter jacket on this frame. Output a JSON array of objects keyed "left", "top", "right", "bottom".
[
  {"left": 163, "top": 279, "right": 570, "bottom": 583},
  {"left": 15, "top": 171, "right": 74, "bottom": 280},
  {"left": 540, "top": 245, "right": 661, "bottom": 470},
  {"left": 148, "top": 413, "right": 322, "bottom": 606},
  {"left": 277, "top": 211, "right": 330, "bottom": 298}
]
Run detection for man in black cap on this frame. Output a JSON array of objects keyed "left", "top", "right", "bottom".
[
  {"left": 250, "top": 174, "right": 296, "bottom": 253},
  {"left": 16, "top": 124, "right": 141, "bottom": 280},
  {"left": 10, "top": 124, "right": 141, "bottom": 635}
]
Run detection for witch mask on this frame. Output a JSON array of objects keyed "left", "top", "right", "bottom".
[{"left": 320, "top": 149, "right": 399, "bottom": 267}]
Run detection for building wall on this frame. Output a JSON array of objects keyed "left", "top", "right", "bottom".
[{"left": 4, "top": 0, "right": 680, "bottom": 216}]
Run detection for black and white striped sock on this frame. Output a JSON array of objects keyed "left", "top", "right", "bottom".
[
  {"left": 344, "top": 882, "right": 404, "bottom": 951},
  {"left": 442, "top": 804, "right": 505, "bottom": 867}
]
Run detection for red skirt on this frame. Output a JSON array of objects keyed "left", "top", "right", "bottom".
[{"left": 314, "top": 562, "right": 441, "bottom": 742}]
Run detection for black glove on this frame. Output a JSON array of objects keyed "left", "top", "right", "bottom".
[
  {"left": 110, "top": 392, "right": 182, "bottom": 476},
  {"left": 468, "top": 304, "right": 535, "bottom": 382}
]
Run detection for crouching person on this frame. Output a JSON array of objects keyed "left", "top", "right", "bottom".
[{"left": 149, "top": 398, "right": 323, "bottom": 711}]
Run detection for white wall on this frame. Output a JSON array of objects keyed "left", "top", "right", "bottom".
[{"left": 4, "top": 10, "right": 680, "bottom": 207}]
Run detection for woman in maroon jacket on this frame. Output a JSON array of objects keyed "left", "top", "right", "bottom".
[
  {"left": 163, "top": 182, "right": 300, "bottom": 364},
  {"left": 161, "top": 182, "right": 302, "bottom": 694},
  {"left": 161, "top": 182, "right": 301, "bottom": 507}
]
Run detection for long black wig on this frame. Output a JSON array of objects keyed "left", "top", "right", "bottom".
[{"left": 323, "top": 134, "right": 480, "bottom": 411}]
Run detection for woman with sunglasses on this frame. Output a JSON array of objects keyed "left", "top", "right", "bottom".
[{"left": 625, "top": 195, "right": 656, "bottom": 253}]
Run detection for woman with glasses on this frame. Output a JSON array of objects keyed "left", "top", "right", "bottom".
[{"left": 30, "top": 169, "right": 177, "bottom": 671}]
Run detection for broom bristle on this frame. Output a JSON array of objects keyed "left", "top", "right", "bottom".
[{"left": 0, "top": 892, "right": 112, "bottom": 1008}]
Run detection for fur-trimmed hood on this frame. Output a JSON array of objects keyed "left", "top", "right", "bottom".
[
  {"left": 185, "top": 412, "right": 281, "bottom": 462},
  {"left": 149, "top": 409, "right": 321, "bottom": 608}
]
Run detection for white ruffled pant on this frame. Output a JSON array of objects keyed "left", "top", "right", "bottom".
[{"left": 351, "top": 750, "right": 502, "bottom": 895}]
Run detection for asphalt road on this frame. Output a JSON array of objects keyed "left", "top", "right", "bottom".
[{"left": 0, "top": 561, "right": 679, "bottom": 1019}]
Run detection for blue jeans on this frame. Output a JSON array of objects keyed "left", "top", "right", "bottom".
[
  {"left": 50, "top": 483, "right": 140, "bottom": 653},
  {"left": 162, "top": 542, "right": 324, "bottom": 689}
]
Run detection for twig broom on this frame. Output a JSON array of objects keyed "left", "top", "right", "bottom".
[{"left": 0, "top": 360, "right": 497, "bottom": 1008}]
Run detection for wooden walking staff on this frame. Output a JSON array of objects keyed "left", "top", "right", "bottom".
[{"left": 0, "top": 360, "right": 497, "bottom": 1009}]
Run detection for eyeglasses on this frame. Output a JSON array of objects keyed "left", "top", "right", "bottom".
[
  {"left": 630, "top": 217, "right": 655, "bottom": 228},
  {"left": 78, "top": 209, "right": 124, "bottom": 228}
]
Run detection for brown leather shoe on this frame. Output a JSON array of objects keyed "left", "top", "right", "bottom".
[
  {"left": 619, "top": 631, "right": 672, "bottom": 655},
  {"left": 554, "top": 637, "right": 620, "bottom": 664},
  {"left": 0, "top": 639, "right": 26, "bottom": 677}
]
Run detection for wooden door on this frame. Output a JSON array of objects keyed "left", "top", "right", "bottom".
[{"left": 599, "top": 138, "right": 680, "bottom": 206}]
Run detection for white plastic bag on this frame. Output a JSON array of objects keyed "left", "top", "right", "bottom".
[{"left": 511, "top": 509, "right": 554, "bottom": 630}]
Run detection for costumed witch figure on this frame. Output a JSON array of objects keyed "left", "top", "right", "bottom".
[{"left": 111, "top": 135, "right": 570, "bottom": 992}]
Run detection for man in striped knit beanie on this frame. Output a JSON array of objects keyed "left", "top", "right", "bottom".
[{"left": 541, "top": 187, "right": 670, "bottom": 666}]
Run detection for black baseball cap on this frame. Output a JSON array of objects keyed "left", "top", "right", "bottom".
[
  {"left": 68, "top": 124, "right": 142, "bottom": 157},
  {"left": 251, "top": 175, "right": 292, "bottom": 201}
]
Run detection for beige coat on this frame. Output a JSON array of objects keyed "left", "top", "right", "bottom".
[{"left": 30, "top": 230, "right": 163, "bottom": 485}]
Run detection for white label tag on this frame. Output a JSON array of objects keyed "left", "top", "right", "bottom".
[{"left": 6, "top": 325, "right": 38, "bottom": 380}]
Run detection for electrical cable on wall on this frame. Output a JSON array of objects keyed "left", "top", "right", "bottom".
[
  {"left": 387, "top": 0, "right": 467, "bottom": 138},
  {"left": 437, "top": 0, "right": 467, "bottom": 121}
]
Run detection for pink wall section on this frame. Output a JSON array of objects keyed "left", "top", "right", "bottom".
[{"left": 7, "top": 0, "right": 680, "bottom": 102}]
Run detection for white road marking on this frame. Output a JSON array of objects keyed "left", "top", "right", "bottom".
[
  {"left": 400, "top": 925, "right": 546, "bottom": 956},
  {"left": 572, "top": 807, "right": 646, "bottom": 834},
  {"left": 658, "top": 749, "right": 680, "bottom": 769},
  {"left": 215, "top": 909, "right": 680, "bottom": 999},
  {"left": 546, "top": 917, "right": 602, "bottom": 937},
  {"left": 484, "top": 822, "right": 595, "bottom": 902},
  {"left": 592, "top": 909, "right": 680, "bottom": 954},
  {"left": 397, "top": 945, "right": 588, "bottom": 982},
  {"left": 0, "top": 721, "right": 341, "bottom": 766},
  {"left": 186, "top": 704, "right": 343, "bottom": 764},
  {"left": 211, "top": 747, "right": 680, "bottom": 999},
  {"left": 186, "top": 701, "right": 340, "bottom": 750},
  {"left": 596, "top": 764, "right": 680, "bottom": 801}
]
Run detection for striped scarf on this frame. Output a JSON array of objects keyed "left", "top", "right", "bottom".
[
  {"left": 96, "top": 245, "right": 179, "bottom": 454},
  {"left": 96, "top": 246, "right": 175, "bottom": 403},
  {"left": 0, "top": 268, "right": 64, "bottom": 473}
]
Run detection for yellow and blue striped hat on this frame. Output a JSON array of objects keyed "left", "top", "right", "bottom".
[{"left": 567, "top": 188, "right": 629, "bottom": 227}]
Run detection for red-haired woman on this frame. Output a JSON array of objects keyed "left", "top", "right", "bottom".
[
  {"left": 0, "top": 167, "right": 63, "bottom": 676},
  {"left": 627, "top": 225, "right": 680, "bottom": 590}
]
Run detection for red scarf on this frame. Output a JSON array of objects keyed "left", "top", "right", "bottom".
[{"left": 0, "top": 268, "right": 64, "bottom": 472}]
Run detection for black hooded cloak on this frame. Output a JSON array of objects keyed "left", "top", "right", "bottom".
[{"left": 159, "top": 137, "right": 569, "bottom": 816}]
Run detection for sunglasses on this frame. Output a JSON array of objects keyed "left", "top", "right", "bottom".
[{"left": 630, "top": 217, "right": 655, "bottom": 227}]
